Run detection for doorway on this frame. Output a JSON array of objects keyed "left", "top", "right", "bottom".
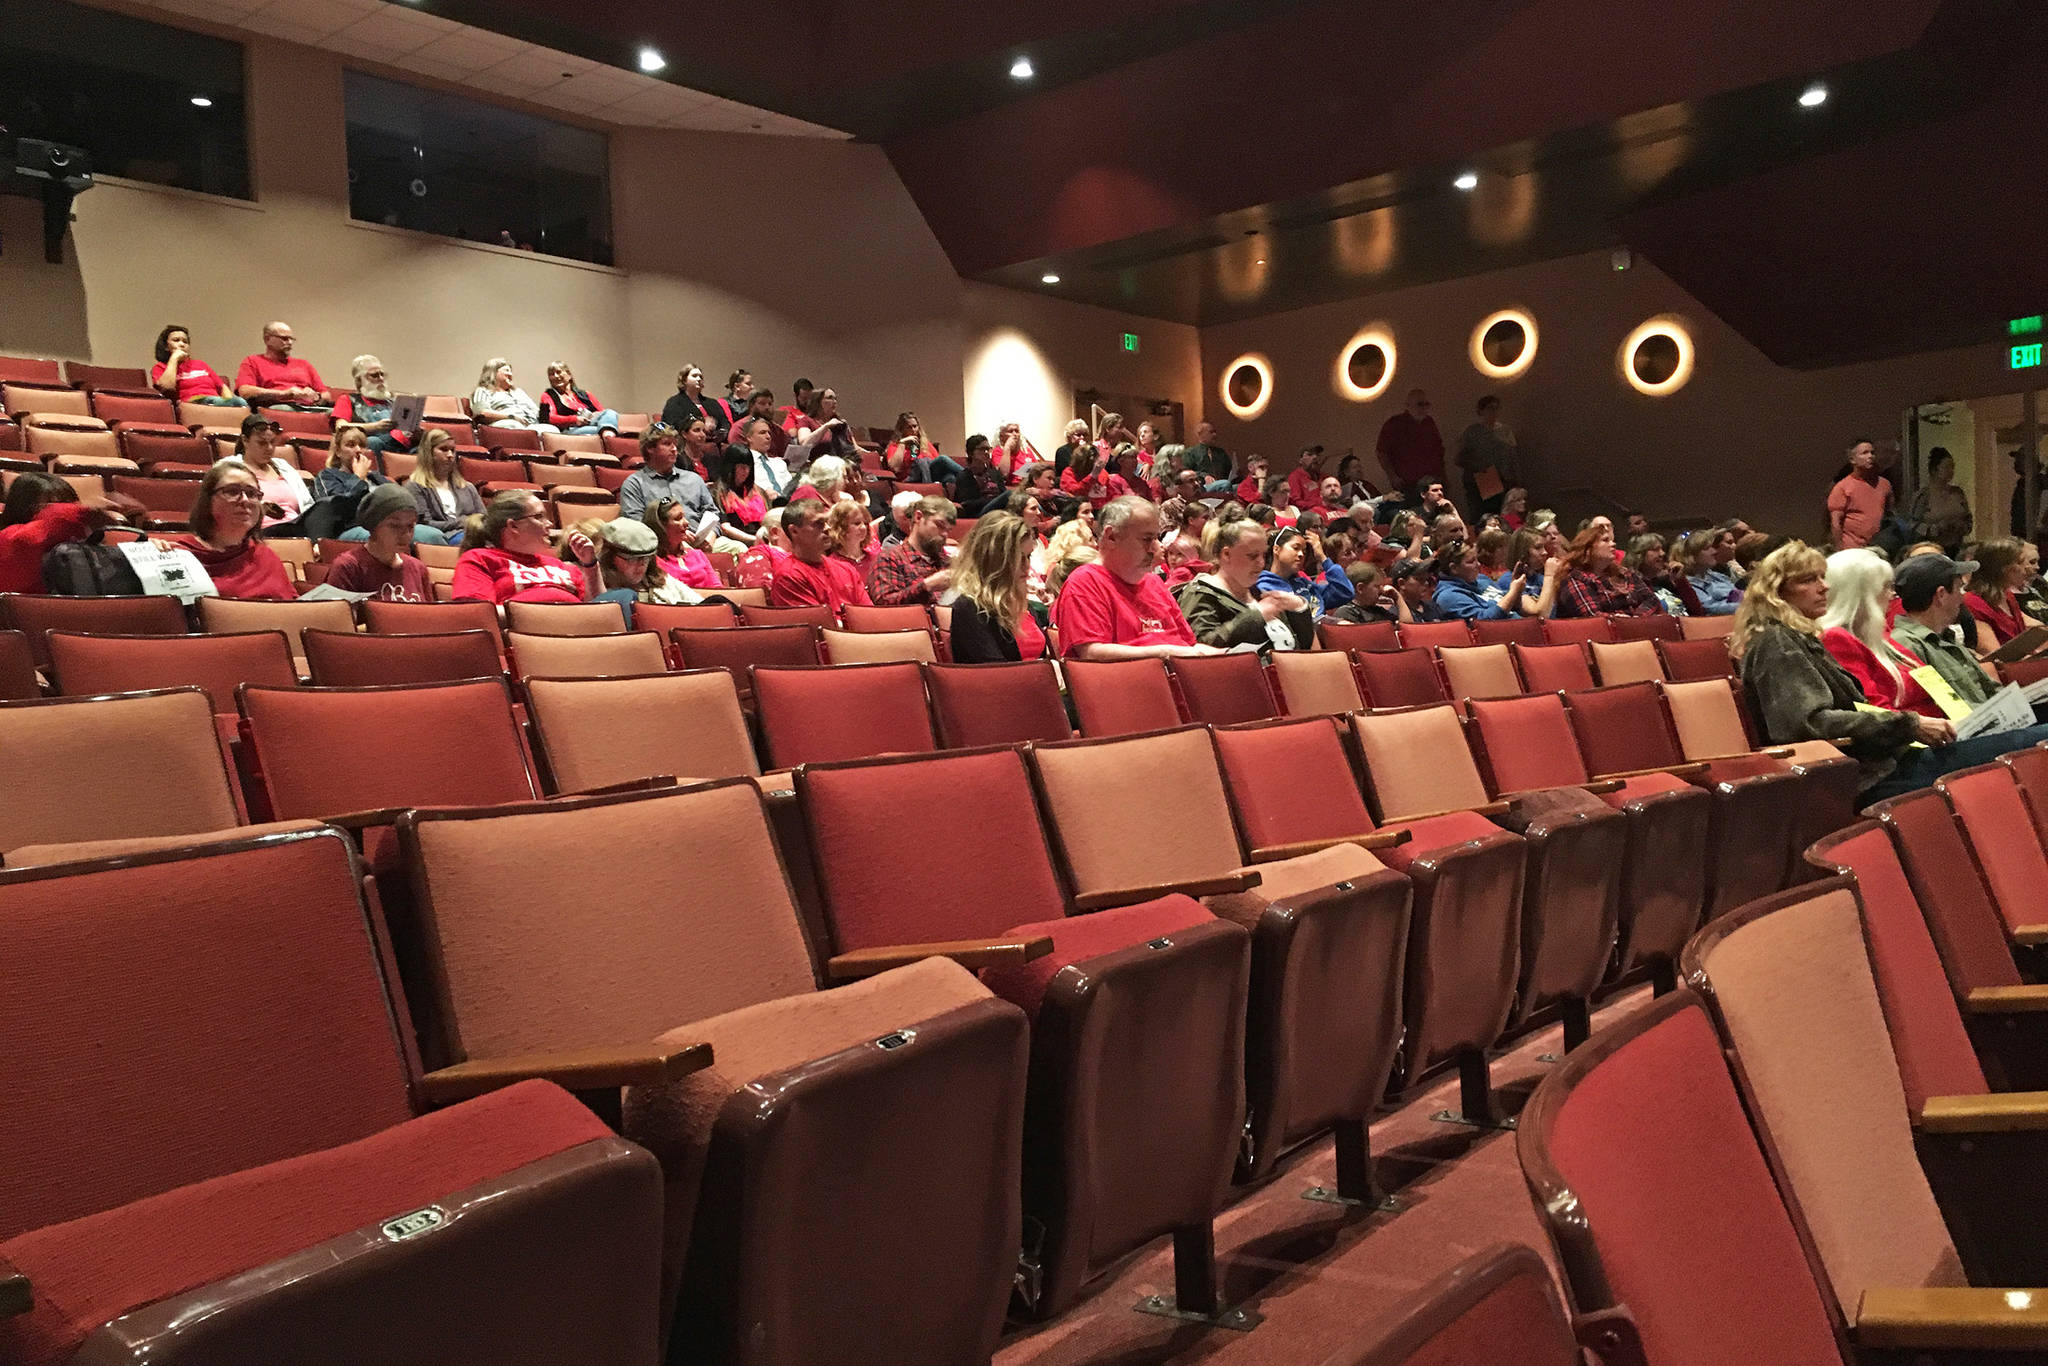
[{"left": 1074, "top": 388, "right": 1183, "bottom": 446}]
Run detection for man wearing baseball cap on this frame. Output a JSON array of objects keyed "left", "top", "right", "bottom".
[{"left": 1889, "top": 551, "right": 2008, "bottom": 715}]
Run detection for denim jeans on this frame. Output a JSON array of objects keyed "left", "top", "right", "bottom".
[
  {"left": 558, "top": 408, "right": 620, "bottom": 435},
  {"left": 1861, "top": 722, "right": 2048, "bottom": 805},
  {"left": 339, "top": 525, "right": 451, "bottom": 545}
]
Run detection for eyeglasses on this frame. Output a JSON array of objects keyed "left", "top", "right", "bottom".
[
  {"left": 213, "top": 486, "right": 262, "bottom": 501},
  {"left": 512, "top": 512, "right": 549, "bottom": 526}
]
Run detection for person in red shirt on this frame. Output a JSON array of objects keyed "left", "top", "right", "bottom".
[
  {"left": 325, "top": 485, "right": 433, "bottom": 603},
  {"left": 150, "top": 324, "right": 242, "bottom": 406},
  {"left": 1375, "top": 388, "right": 1445, "bottom": 496},
  {"left": 1052, "top": 495, "right": 1219, "bottom": 660},
  {"left": 450, "top": 491, "right": 599, "bottom": 605},
  {"left": 234, "top": 321, "right": 330, "bottom": 409},
  {"left": 1285, "top": 444, "right": 1329, "bottom": 511},
  {"left": 0, "top": 473, "right": 135, "bottom": 593},
  {"left": 1826, "top": 439, "right": 1892, "bottom": 550},
  {"left": 172, "top": 461, "right": 297, "bottom": 600},
  {"left": 768, "top": 497, "right": 869, "bottom": 617},
  {"left": 1060, "top": 445, "right": 1128, "bottom": 512},
  {"left": 1236, "top": 454, "right": 1270, "bottom": 506}
]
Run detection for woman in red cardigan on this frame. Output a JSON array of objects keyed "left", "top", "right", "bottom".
[
  {"left": 0, "top": 473, "right": 134, "bottom": 593},
  {"left": 170, "top": 462, "right": 296, "bottom": 600}
]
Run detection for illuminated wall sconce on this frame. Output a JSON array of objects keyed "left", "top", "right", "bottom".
[
  {"left": 1619, "top": 316, "right": 1696, "bottom": 396},
  {"left": 1332, "top": 327, "right": 1396, "bottom": 402},
  {"left": 1220, "top": 353, "right": 1273, "bottom": 419},
  {"left": 1469, "top": 309, "right": 1538, "bottom": 380}
]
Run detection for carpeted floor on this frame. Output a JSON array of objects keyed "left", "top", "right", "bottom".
[{"left": 995, "top": 990, "right": 1648, "bottom": 1366}]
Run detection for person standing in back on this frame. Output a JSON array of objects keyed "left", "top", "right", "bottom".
[
  {"left": 1826, "top": 438, "right": 1891, "bottom": 549},
  {"left": 1375, "top": 388, "right": 1444, "bottom": 499}
]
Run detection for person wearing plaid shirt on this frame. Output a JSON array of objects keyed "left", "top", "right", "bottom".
[
  {"left": 866, "top": 495, "right": 957, "bottom": 605},
  {"left": 1556, "top": 524, "right": 1666, "bottom": 618}
]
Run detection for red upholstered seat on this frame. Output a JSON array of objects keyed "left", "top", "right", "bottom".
[
  {"left": 49, "top": 630, "right": 297, "bottom": 717},
  {"left": 1511, "top": 642, "right": 1595, "bottom": 693},
  {"left": 1543, "top": 617, "right": 1616, "bottom": 645},
  {"left": 925, "top": 661, "right": 1071, "bottom": 748},
  {"left": 1374, "top": 809, "right": 1510, "bottom": 872},
  {"left": 0, "top": 629, "right": 38, "bottom": 701},
  {"left": 1167, "top": 652, "right": 1278, "bottom": 725},
  {"left": 1353, "top": 648, "right": 1449, "bottom": 708},
  {"left": 752, "top": 662, "right": 934, "bottom": 767},
  {"left": 1936, "top": 765, "right": 2048, "bottom": 938},
  {"left": 302, "top": 629, "right": 504, "bottom": 688},
  {"left": 1471, "top": 616, "right": 1546, "bottom": 647},
  {"left": 1658, "top": 637, "right": 1736, "bottom": 681},
  {"left": 1870, "top": 788, "right": 2028, "bottom": 993},
  {"left": 982, "top": 894, "right": 1215, "bottom": 1017},
  {"left": 1318, "top": 619, "right": 1398, "bottom": 652},
  {"left": 1396, "top": 620, "right": 1472, "bottom": 650},
  {"left": 1063, "top": 657, "right": 1182, "bottom": 737},
  {"left": 1609, "top": 613, "right": 1681, "bottom": 642},
  {"left": 1998, "top": 745, "right": 2048, "bottom": 846}
]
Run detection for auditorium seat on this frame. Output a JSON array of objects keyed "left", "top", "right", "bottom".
[
  {"left": 1608, "top": 614, "right": 1682, "bottom": 643},
  {"left": 2, "top": 381, "right": 90, "bottom": 419},
  {"left": 109, "top": 474, "right": 199, "bottom": 527},
  {"left": 1998, "top": 744, "right": 2048, "bottom": 844},
  {"left": 397, "top": 781, "right": 1027, "bottom": 1361},
  {"left": 362, "top": 598, "right": 502, "bottom": 648},
  {"left": 1684, "top": 877, "right": 2048, "bottom": 1304},
  {"left": 799, "top": 745, "right": 1250, "bottom": 1316},
  {"left": 1437, "top": 643, "right": 1522, "bottom": 701},
  {"left": 258, "top": 407, "right": 330, "bottom": 438},
  {"left": 1029, "top": 725, "right": 1410, "bottom": 1203},
  {"left": 1214, "top": 716, "right": 1522, "bottom": 1122},
  {"left": 503, "top": 600, "right": 629, "bottom": 636},
  {"left": 1678, "top": 613, "right": 1736, "bottom": 641},
  {"left": 738, "top": 602, "right": 835, "bottom": 630},
  {"left": 532, "top": 462, "right": 597, "bottom": 489},
  {"left": 1317, "top": 1243, "right": 1610, "bottom": 1366},
  {"left": 1868, "top": 787, "right": 2038, "bottom": 992},
  {"left": 48, "top": 630, "right": 296, "bottom": 722},
  {"left": 539, "top": 431, "right": 604, "bottom": 455},
  {"left": 1589, "top": 638, "right": 1664, "bottom": 685},
  {"left": 0, "top": 689, "right": 242, "bottom": 856},
  {"left": 506, "top": 629, "right": 667, "bottom": 682},
  {"left": 2, "top": 594, "right": 188, "bottom": 669},
  {"left": 1317, "top": 619, "right": 1398, "bottom": 652},
  {"left": 1656, "top": 636, "right": 1736, "bottom": 681},
  {"left": 1395, "top": 620, "right": 1472, "bottom": 650},
  {"left": 1510, "top": 641, "right": 1596, "bottom": 693},
  {"left": 302, "top": 628, "right": 502, "bottom": 688},
  {"left": 1468, "top": 692, "right": 1710, "bottom": 993},
  {"left": 526, "top": 671, "right": 773, "bottom": 795},
  {"left": 670, "top": 624, "right": 819, "bottom": 703},
  {"left": 1064, "top": 657, "right": 1183, "bottom": 737},
  {"left": 459, "top": 455, "right": 529, "bottom": 487},
  {"left": 0, "top": 355, "right": 62, "bottom": 384},
  {"left": 1168, "top": 651, "right": 1279, "bottom": 724},
  {"left": 840, "top": 603, "right": 933, "bottom": 635},
  {"left": 64, "top": 361, "right": 150, "bottom": 390},
  {"left": 196, "top": 597, "right": 355, "bottom": 671},
  {"left": 89, "top": 391, "right": 178, "bottom": 427},
  {"left": 28, "top": 424, "right": 126, "bottom": 466},
  {"left": 0, "top": 828, "right": 667, "bottom": 1366},
  {"left": 1933, "top": 764, "right": 2048, "bottom": 948},
  {"left": 924, "top": 660, "right": 1071, "bottom": 747},
  {"left": 0, "top": 629, "right": 35, "bottom": 700},
  {"left": 1470, "top": 616, "right": 1546, "bottom": 647},
  {"left": 477, "top": 425, "right": 544, "bottom": 453},
  {"left": 1268, "top": 648, "right": 1365, "bottom": 717},
  {"left": 1542, "top": 617, "right": 1616, "bottom": 645},
  {"left": 1353, "top": 648, "right": 1450, "bottom": 709},
  {"left": 821, "top": 626, "right": 936, "bottom": 665},
  {"left": 117, "top": 429, "right": 211, "bottom": 469},
  {"left": 629, "top": 601, "right": 737, "bottom": 643},
  {"left": 720, "top": 586, "right": 767, "bottom": 607},
  {"left": 1353, "top": 702, "right": 1623, "bottom": 1052},
  {"left": 1567, "top": 681, "right": 1802, "bottom": 916},
  {"left": 751, "top": 662, "right": 934, "bottom": 768}
]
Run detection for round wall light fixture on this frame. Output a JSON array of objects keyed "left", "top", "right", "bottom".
[
  {"left": 1469, "top": 308, "right": 1538, "bottom": 380},
  {"left": 1220, "top": 353, "right": 1273, "bottom": 419},
  {"left": 1619, "top": 316, "right": 1696, "bottom": 396},
  {"left": 1332, "top": 327, "right": 1396, "bottom": 402}
]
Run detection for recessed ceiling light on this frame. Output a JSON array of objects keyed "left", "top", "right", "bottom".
[
  {"left": 1798, "top": 83, "right": 1828, "bottom": 108},
  {"left": 1453, "top": 171, "right": 1479, "bottom": 191},
  {"left": 190, "top": 95, "right": 212, "bottom": 108},
  {"left": 1010, "top": 56, "right": 1034, "bottom": 81},
  {"left": 1040, "top": 273, "right": 1061, "bottom": 284},
  {"left": 1255, "top": 259, "right": 1266, "bottom": 265},
  {"left": 637, "top": 46, "right": 666, "bottom": 73}
]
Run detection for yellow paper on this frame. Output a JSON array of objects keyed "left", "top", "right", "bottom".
[
  {"left": 1856, "top": 700, "right": 1926, "bottom": 746},
  {"left": 1910, "top": 665, "right": 1973, "bottom": 721}
]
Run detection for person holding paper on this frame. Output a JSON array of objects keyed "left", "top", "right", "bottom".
[
  {"left": 172, "top": 462, "right": 296, "bottom": 600},
  {"left": 1889, "top": 551, "right": 2048, "bottom": 729},
  {"left": 1455, "top": 394, "right": 1516, "bottom": 520}
]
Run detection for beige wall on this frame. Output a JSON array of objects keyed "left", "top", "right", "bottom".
[{"left": 1198, "top": 251, "right": 2021, "bottom": 537}]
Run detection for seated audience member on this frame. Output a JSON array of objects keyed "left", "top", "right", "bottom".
[
  {"left": 229, "top": 413, "right": 312, "bottom": 536},
  {"left": 1160, "top": 499, "right": 1213, "bottom": 589},
  {"left": 867, "top": 495, "right": 955, "bottom": 606},
  {"left": 234, "top": 320, "right": 330, "bottom": 409},
  {"left": 1045, "top": 544, "right": 1099, "bottom": 601},
  {"left": 791, "top": 386, "right": 858, "bottom": 462},
  {"left": 1285, "top": 445, "right": 1328, "bottom": 511},
  {"left": 1015, "top": 461, "right": 1061, "bottom": 511},
  {"left": 1492, "top": 529, "right": 1563, "bottom": 617},
  {"left": 1235, "top": 455, "right": 1270, "bottom": 506},
  {"left": 1732, "top": 530, "right": 1772, "bottom": 582},
  {"left": 1735, "top": 540, "right": 2048, "bottom": 804},
  {"left": 1426, "top": 511, "right": 1466, "bottom": 551},
  {"left": 1474, "top": 526, "right": 1509, "bottom": 578},
  {"left": 645, "top": 497, "right": 723, "bottom": 593},
  {"left": 710, "top": 369, "right": 753, "bottom": 432},
  {"left": 1333, "top": 452, "right": 1375, "bottom": 506},
  {"left": 792, "top": 453, "right": 849, "bottom": 506},
  {"left": 1556, "top": 524, "right": 1665, "bottom": 617},
  {"left": 406, "top": 429, "right": 484, "bottom": 545},
  {"left": 1390, "top": 557, "right": 1448, "bottom": 623},
  {"left": 1258, "top": 526, "right": 1353, "bottom": 617},
  {"left": 713, "top": 444, "right": 766, "bottom": 546},
  {"left": 1060, "top": 443, "right": 1126, "bottom": 512},
  {"left": 536, "top": 362, "right": 620, "bottom": 435},
  {"left": 1109, "top": 444, "right": 1160, "bottom": 504},
  {"left": 1329, "top": 563, "right": 1398, "bottom": 624},
  {"left": 0, "top": 473, "right": 132, "bottom": 593},
  {"left": 1385, "top": 510, "right": 1429, "bottom": 563},
  {"left": 1627, "top": 533, "right": 1704, "bottom": 615},
  {"left": 1499, "top": 485, "right": 1528, "bottom": 531},
  {"left": 470, "top": 358, "right": 558, "bottom": 432},
  {"left": 173, "top": 461, "right": 296, "bottom": 600},
  {"left": 1178, "top": 519, "right": 1312, "bottom": 650},
  {"left": 769, "top": 497, "right": 869, "bottom": 615},
  {"left": 620, "top": 422, "right": 719, "bottom": 531},
  {"left": 451, "top": 491, "right": 598, "bottom": 605},
  {"left": 826, "top": 497, "right": 877, "bottom": 580},
  {"left": 1051, "top": 418, "right": 1092, "bottom": 480},
  {"left": 779, "top": 379, "right": 815, "bottom": 434},
  {"left": 324, "top": 424, "right": 452, "bottom": 544},
  {"left": 1052, "top": 495, "right": 1215, "bottom": 660},
  {"left": 1044, "top": 514, "right": 1096, "bottom": 570},
  {"left": 597, "top": 515, "right": 701, "bottom": 606},
  {"left": 331, "top": 355, "right": 412, "bottom": 453},
  {"left": 151, "top": 324, "right": 243, "bottom": 406},
  {"left": 679, "top": 417, "right": 721, "bottom": 480},
  {"left": 735, "top": 389, "right": 792, "bottom": 472},
  {"left": 881, "top": 489, "right": 919, "bottom": 545},
  {"left": 1679, "top": 529, "right": 1742, "bottom": 614},
  {"left": 325, "top": 485, "right": 434, "bottom": 603},
  {"left": 1890, "top": 551, "right": 2027, "bottom": 719},
  {"left": 992, "top": 422, "right": 1040, "bottom": 484},
  {"left": 1181, "top": 420, "right": 1234, "bottom": 493},
  {"left": 660, "top": 365, "right": 725, "bottom": 443},
  {"left": 1963, "top": 537, "right": 2042, "bottom": 651},
  {"left": 882, "top": 411, "right": 961, "bottom": 489},
  {"left": 949, "top": 513, "right": 1050, "bottom": 663},
  {"left": 1006, "top": 486, "right": 1057, "bottom": 600},
  {"left": 1433, "top": 537, "right": 1536, "bottom": 620},
  {"left": 1820, "top": 549, "right": 1937, "bottom": 714},
  {"left": 951, "top": 435, "right": 1008, "bottom": 515},
  {"left": 736, "top": 507, "right": 787, "bottom": 589}
]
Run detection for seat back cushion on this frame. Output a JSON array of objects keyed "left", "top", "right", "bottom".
[
  {"left": 529, "top": 673, "right": 759, "bottom": 792},
  {"left": 1169, "top": 653, "right": 1277, "bottom": 725},
  {"left": 1940, "top": 767, "right": 2048, "bottom": 935},
  {"left": 752, "top": 663, "right": 934, "bottom": 768},
  {"left": 1662, "top": 679, "right": 1752, "bottom": 760},
  {"left": 1350, "top": 706, "right": 1492, "bottom": 820},
  {"left": 1467, "top": 694, "right": 1590, "bottom": 794},
  {"left": 925, "top": 661, "right": 1071, "bottom": 747},
  {"left": 1877, "top": 791, "right": 2022, "bottom": 990},
  {"left": 1211, "top": 718, "right": 1377, "bottom": 850},
  {"left": 1512, "top": 643, "right": 1596, "bottom": 693},
  {"left": 508, "top": 630, "right": 666, "bottom": 681},
  {"left": 1031, "top": 728, "right": 1242, "bottom": 894},
  {"left": 1063, "top": 658, "right": 1182, "bottom": 737},
  {"left": 1566, "top": 682, "right": 1683, "bottom": 776},
  {"left": 1591, "top": 638, "right": 1663, "bottom": 685},
  {"left": 0, "top": 691, "right": 240, "bottom": 852},
  {"left": 1698, "top": 888, "right": 1965, "bottom": 1311},
  {"left": 1269, "top": 650, "right": 1364, "bottom": 717},
  {"left": 1438, "top": 644, "right": 1521, "bottom": 701}
]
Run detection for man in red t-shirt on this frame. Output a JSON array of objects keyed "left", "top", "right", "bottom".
[
  {"left": 769, "top": 496, "right": 868, "bottom": 617},
  {"left": 1053, "top": 495, "right": 1220, "bottom": 660},
  {"left": 235, "top": 321, "right": 331, "bottom": 408},
  {"left": 1375, "top": 388, "right": 1445, "bottom": 497},
  {"left": 1285, "top": 444, "right": 1328, "bottom": 512},
  {"left": 1827, "top": 439, "right": 1892, "bottom": 549}
]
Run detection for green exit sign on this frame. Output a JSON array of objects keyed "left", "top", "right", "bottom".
[
  {"left": 2015, "top": 342, "right": 2045, "bottom": 371},
  {"left": 2012, "top": 316, "right": 2044, "bottom": 336},
  {"left": 1121, "top": 333, "right": 1140, "bottom": 353}
]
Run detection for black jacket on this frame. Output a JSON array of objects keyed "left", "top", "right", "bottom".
[{"left": 948, "top": 596, "right": 1047, "bottom": 663}]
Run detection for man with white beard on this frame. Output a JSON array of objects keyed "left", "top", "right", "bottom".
[{"left": 333, "top": 354, "right": 413, "bottom": 454}]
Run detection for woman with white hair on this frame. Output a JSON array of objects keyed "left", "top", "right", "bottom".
[
  {"left": 1818, "top": 548, "right": 1935, "bottom": 713},
  {"left": 1053, "top": 418, "right": 1092, "bottom": 480},
  {"left": 469, "top": 358, "right": 558, "bottom": 432},
  {"left": 796, "top": 453, "right": 849, "bottom": 503}
]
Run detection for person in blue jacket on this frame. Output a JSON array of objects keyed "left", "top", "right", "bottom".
[
  {"left": 1433, "top": 537, "right": 1547, "bottom": 620},
  {"left": 1256, "top": 526, "right": 1353, "bottom": 617}
]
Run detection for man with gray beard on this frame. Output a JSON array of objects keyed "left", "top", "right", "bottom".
[{"left": 333, "top": 354, "right": 414, "bottom": 454}]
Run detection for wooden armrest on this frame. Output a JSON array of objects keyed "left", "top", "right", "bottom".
[
  {"left": 1916, "top": 1091, "right": 2048, "bottom": 1134},
  {"left": 1857, "top": 1286, "right": 2048, "bottom": 1350},
  {"left": 1247, "top": 830, "right": 1411, "bottom": 862},
  {"left": 418, "top": 1041, "right": 714, "bottom": 1106},
  {"left": 1965, "top": 986, "right": 2048, "bottom": 1014},
  {"left": 1497, "top": 780, "right": 1625, "bottom": 802},
  {"left": 0, "top": 1261, "right": 29, "bottom": 1319},
  {"left": 1593, "top": 762, "right": 1710, "bottom": 783},
  {"left": 1757, "top": 746, "right": 1795, "bottom": 759},
  {"left": 323, "top": 806, "right": 412, "bottom": 833},
  {"left": 561, "top": 775, "right": 677, "bottom": 798},
  {"left": 1073, "top": 870, "right": 1261, "bottom": 912},
  {"left": 1384, "top": 800, "right": 1512, "bottom": 824},
  {"left": 826, "top": 935, "right": 1054, "bottom": 981},
  {"left": 2012, "top": 924, "right": 2048, "bottom": 947}
]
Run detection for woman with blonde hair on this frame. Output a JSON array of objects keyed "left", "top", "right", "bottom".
[
  {"left": 469, "top": 358, "right": 557, "bottom": 432},
  {"left": 1818, "top": 548, "right": 1934, "bottom": 712},
  {"left": 947, "top": 512, "right": 1049, "bottom": 662},
  {"left": 1043, "top": 516, "right": 1095, "bottom": 577},
  {"left": 406, "top": 428, "right": 484, "bottom": 545}
]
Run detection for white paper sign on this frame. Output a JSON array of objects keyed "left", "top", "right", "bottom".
[
  {"left": 116, "top": 542, "right": 216, "bottom": 603},
  {"left": 1954, "top": 682, "right": 2035, "bottom": 741}
]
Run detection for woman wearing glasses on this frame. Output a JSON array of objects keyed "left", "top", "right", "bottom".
[
  {"left": 451, "top": 491, "right": 600, "bottom": 605},
  {"left": 173, "top": 461, "right": 296, "bottom": 599}
]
